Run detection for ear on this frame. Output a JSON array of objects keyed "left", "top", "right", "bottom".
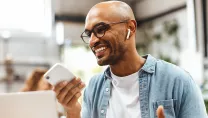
[{"left": 128, "top": 20, "right": 137, "bottom": 35}]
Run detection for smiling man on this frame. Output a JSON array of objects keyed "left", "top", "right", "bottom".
[{"left": 53, "top": 1, "right": 207, "bottom": 118}]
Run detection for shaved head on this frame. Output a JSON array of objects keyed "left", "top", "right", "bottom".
[
  {"left": 86, "top": 1, "right": 135, "bottom": 27},
  {"left": 91, "top": 1, "right": 134, "bottom": 19}
]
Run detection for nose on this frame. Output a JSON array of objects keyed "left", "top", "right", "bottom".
[{"left": 89, "top": 33, "right": 99, "bottom": 47}]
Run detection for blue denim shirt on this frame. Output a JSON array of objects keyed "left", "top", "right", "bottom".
[{"left": 81, "top": 54, "right": 207, "bottom": 118}]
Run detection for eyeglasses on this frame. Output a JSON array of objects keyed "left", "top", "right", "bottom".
[{"left": 80, "top": 20, "right": 129, "bottom": 44}]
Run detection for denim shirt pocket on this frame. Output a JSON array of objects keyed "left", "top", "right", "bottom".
[{"left": 153, "top": 99, "right": 176, "bottom": 118}]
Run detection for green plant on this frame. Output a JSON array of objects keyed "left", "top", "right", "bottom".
[
  {"left": 136, "top": 18, "right": 180, "bottom": 65},
  {"left": 204, "top": 100, "right": 208, "bottom": 113}
]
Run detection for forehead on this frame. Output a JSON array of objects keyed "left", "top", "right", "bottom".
[{"left": 85, "top": 8, "right": 120, "bottom": 30}]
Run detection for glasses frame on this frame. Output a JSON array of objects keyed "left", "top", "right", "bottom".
[{"left": 80, "top": 20, "right": 129, "bottom": 44}]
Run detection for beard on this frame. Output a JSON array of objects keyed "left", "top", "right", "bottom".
[
  {"left": 97, "top": 53, "right": 118, "bottom": 66},
  {"left": 97, "top": 42, "right": 126, "bottom": 66}
]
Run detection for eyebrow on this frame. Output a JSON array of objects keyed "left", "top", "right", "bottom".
[{"left": 85, "top": 22, "right": 106, "bottom": 31}]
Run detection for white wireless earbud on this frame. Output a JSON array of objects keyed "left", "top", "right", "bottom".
[{"left": 126, "top": 29, "right": 131, "bottom": 39}]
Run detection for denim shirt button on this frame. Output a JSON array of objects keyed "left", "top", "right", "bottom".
[
  {"left": 101, "top": 109, "right": 105, "bottom": 114},
  {"left": 105, "top": 88, "right": 109, "bottom": 92}
]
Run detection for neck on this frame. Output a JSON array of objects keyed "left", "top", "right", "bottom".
[{"left": 110, "top": 50, "right": 146, "bottom": 77}]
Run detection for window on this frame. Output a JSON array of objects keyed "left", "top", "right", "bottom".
[{"left": 0, "top": 0, "right": 53, "bottom": 37}]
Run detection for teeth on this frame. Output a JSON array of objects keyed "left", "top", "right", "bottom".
[{"left": 95, "top": 47, "right": 106, "bottom": 53}]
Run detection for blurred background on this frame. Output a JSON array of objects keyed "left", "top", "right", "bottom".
[{"left": 0, "top": 0, "right": 208, "bottom": 112}]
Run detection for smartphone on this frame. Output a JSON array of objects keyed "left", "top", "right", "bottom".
[{"left": 43, "top": 63, "right": 75, "bottom": 86}]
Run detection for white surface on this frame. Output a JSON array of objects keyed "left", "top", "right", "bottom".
[
  {"left": 0, "top": 91, "right": 58, "bottom": 118},
  {"left": 106, "top": 70, "right": 141, "bottom": 118},
  {"left": 0, "top": 0, "right": 52, "bottom": 35},
  {"left": 180, "top": 51, "right": 203, "bottom": 86}
]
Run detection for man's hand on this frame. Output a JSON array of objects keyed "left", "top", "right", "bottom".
[
  {"left": 157, "top": 106, "right": 165, "bottom": 118},
  {"left": 53, "top": 77, "right": 85, "bottom": 117}
]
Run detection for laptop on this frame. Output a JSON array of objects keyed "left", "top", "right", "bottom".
[{"left": 0, "top": 91, "right": 58, "bottom": 118}]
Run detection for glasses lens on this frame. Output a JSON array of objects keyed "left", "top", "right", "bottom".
[
  {"left": 82, "top": 36, "right": 90, "bottom": 44},
  {"left": 81, "top": 23, "right": 110, "bottom": 44},
  {"left": 81, "top": 31, "right": 91, "bottom": 44},
  {"left": 94, "top": 24, "right": 108, "bottom": 38}
]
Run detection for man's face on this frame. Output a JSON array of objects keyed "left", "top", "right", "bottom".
[{"left": 85, "top": 9, "right": 128, "bottom": 66}]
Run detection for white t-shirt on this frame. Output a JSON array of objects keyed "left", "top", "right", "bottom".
[{"left": 106, "top": 70, "right": 141, "bottom": 118}]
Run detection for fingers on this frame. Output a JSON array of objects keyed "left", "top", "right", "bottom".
[
  {"left": 53, "top": 77, "right": 85, "bottom": 107},
  {"left": 64, "top": 83, "right": 85, "bottom": 105},
  {"left": 53, "top": 80, "right": 69, "bottom": 94},
  {"left": 54, "top": 77, "right": 79, "bottom": 95},
  {"left": 67, "top": 92, "right": 82, "bottom": 106},
  {"left": 56, "top": 78, "right": 81, "bottom": 102},
  {"left": 157, "top": 106, "right": 165, "bottom": 118}
]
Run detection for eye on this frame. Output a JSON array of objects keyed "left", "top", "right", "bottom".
[{"left": 94, "top": 24, "right": 108, "bottom": 34}]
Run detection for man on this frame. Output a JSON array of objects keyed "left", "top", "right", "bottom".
[{"left": 53, "top": 1, "right": 207, "bottom": 118}]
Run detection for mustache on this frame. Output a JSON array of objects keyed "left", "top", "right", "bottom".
[
  {"left": 92, "top": 40, "right": 110, "bottom": 49},
  {"left": 93, "top": 42, "right": 100, "bottom": 48}
]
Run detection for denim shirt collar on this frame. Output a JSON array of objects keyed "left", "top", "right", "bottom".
[
  {"left": 104, "top": 54, "right": 157, "bottom": 79},
  {"left": 141, "top": 54, "right": 157, "bottom": 73}
]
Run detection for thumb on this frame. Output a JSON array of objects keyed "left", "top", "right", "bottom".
[{"left": 157, "top": 105, "right": 165, "bottom": 118}]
